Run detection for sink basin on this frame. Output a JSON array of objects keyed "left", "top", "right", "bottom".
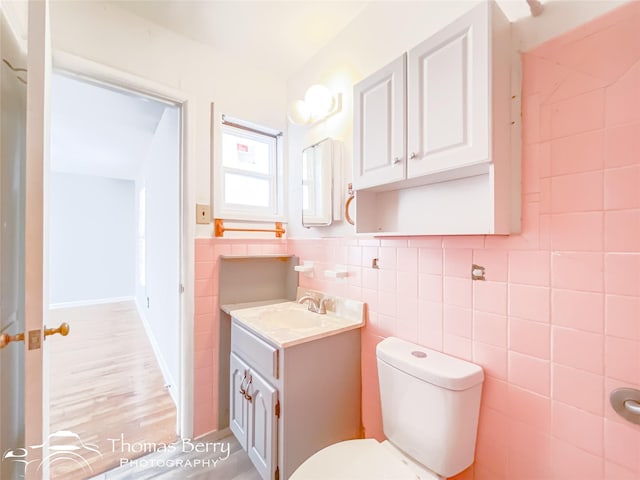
[
  {"left": 252, "top": 306, "right": 339, "bottom": 330},
  {"left": 229, "top": 300, "right": 365, "bottom": 348}
]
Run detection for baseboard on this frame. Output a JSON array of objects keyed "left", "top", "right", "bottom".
[
  {"left": 195, "top": 427, "right": 231, "bottom": 442},
  {"left": 49, "top": 296, "right": 135, "bottom": 310},
  {"left": 135, "top": 299, "right": 179, "bottom": 407}
]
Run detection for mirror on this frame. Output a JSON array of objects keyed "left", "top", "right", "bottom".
[{"left": 302, "top": 138, "right": 338, "bottom": 227}]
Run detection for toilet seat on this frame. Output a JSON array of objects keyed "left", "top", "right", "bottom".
[{"left": 289, "top": 439, "right": 440, "bottom": 480}]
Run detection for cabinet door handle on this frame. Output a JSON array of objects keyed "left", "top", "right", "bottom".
[
  {"left": 409, "top": 152, "right": 418, "bottom": 160},
  {"left": 239, "top": 371, "right": 249, "bottom": 396},
  {"left": 243, "top": 376, "right": 253, "bottom": 403},
  {"left": 393, "top": 156, "right": 402, "bottom": 165}
]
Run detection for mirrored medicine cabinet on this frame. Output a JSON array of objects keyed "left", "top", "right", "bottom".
[{"left": 301, "top": 138, "right": 341, "bottom": 227}]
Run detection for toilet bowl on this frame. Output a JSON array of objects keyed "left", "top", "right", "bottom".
[
  {"left": 289, "top": 438, "right": 441, "bottom": 480},
  {"left": 290, "top": 337, "right": 484, "bottom": 480}
]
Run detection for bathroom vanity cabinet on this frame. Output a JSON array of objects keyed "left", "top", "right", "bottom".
[
  {"left": 353, "top": 0, "right": 519, "bottom": 235},
  {"left": 229, "top": 319, "right": 361, "bottom": 480}
]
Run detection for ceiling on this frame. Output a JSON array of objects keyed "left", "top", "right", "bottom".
[
  {"left": 114, "top": 1, "right": 370, "bottom": 79},
  {"left": 113, "top": 1, "right": 541, "bottom": 80},
  {"left": 51, "top": 73, "right": 170, "bottom": 180}
]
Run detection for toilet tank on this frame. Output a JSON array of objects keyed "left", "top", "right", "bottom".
[{"left": 376, "top": 337, "right": 484, "bottom": 478}]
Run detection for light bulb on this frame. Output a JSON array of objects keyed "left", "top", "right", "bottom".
[{"left": 304, "top": 85, "right": 334, "bottom": 120}]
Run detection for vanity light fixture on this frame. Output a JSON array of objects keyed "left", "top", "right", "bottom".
[{"left": 288, "top": 84, "right": 341, "bottom": 126}]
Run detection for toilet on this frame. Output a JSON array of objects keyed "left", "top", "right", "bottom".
[{"left": 290, "top": 336, "right": 484, "bottom": 480}]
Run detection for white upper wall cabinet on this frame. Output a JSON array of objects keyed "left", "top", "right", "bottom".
[{"left": 353, "top": 0, "right": 519, "bottom": 235}]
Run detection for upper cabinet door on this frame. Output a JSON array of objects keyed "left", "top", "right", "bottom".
[
  {"left": 353, "top": 54, "right": 406, "bottom": 190},
  {"left": 407, "top": 1, "right": 490, "bottom": 178}
]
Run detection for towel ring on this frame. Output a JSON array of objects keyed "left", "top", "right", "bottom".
[{"left": 345, "top": 194, "right": 355, "bottom": 225}]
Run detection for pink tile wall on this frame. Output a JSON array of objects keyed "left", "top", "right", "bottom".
[
  {"left": 193, "top": 238, "right": 287, "bottom": 438},
  {"left": 285, "top": 4, "right": 640, "bottom": 479},
  {"left": 192, "top": 3, "right": 640, "bottom": 476}
]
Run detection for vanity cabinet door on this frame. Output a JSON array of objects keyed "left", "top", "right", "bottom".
[
  {"left": 230, "top": 353, "right": 249, "bottom": 446},
  {"left": 407, "top": 1, "right": 490, "bottom": 178},
  {"left": 247, "top": 369, "right": 278, "bottom": 480},
  {"left": 353, "top": 54, "right": 406, "bottom": 190},
  {"left": 231, "top": 350, "right": 279, "bottom": 480}
]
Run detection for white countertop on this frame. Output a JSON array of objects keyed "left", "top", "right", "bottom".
[
  {"left": 221, "top": 298, "right": 290, "bottom": 315},
  {"left": 228, "top": 296, "right": 365, "bottom": 348}
]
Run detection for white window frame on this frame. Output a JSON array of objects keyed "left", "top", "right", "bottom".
[{"left": 214, "top": 112, "right": 285, "bottom": 222}]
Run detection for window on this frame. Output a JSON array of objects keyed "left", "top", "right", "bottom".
[{"left": 217, "top": 115, "right": 284, "bottom": 221}]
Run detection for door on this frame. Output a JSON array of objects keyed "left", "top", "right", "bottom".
[
  {"left": 230, "top": 352, "right": 249, "bottom": 445},
  {"left": 246, "top": 369, "right": 278, "bottom": 480},
  {"left": 230, "top": 352, "right": 278, "bottom": 480},
  {"left": 353, "top": 54, "right": 406, "bottom": 190},
  {"left": 1, "top": 2, "right": 52, "bottom": 479},
  {"left": 407, "top": 0, "right": 490, "bottom": 177},
  {"left": 0, "top": 7, "right": 28, "bottom": 480}
]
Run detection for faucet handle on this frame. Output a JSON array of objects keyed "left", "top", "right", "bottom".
[
  {"left": 318, "top": 297, "right": 333, "bottom": 314},
  {"left": 298, "top": 294, "right": 320, "bottom": 312}
]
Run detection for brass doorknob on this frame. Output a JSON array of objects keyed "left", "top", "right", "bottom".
[
  {"left": 45, "top": 323, "right": 70, "bottom": 338},
  {"left": 0, "top": 332, "right": 25, "bottom": 349}
]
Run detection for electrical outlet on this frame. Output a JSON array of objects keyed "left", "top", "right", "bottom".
[{"left": 196, "top": 204, "right": 211, "bottom": 224}]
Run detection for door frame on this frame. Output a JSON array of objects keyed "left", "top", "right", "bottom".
[{"left": 51, "top": 50, "right": 195, "bottom": 439}]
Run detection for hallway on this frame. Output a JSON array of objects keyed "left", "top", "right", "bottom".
[{"left": 48, "top": 301, "right": 177, "bottom": 479}]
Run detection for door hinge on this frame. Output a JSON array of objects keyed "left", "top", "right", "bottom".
[
  {"left": 179, "top": 283, "right": 185, "bottom": 294},
  {"left": 275, "top": 401, "right": 280, "bottom": 418},
  {"left": 274, "top": 466, "right": 279, "bottom": 480}
]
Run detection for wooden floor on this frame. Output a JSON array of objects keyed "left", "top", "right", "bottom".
[
  {"left": 89, "top": 431, "right": 261, "bottom": 480},
  {"left": 48, "top": 301, "right": 177, "bottom": 480}
]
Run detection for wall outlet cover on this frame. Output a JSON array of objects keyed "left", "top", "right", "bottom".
[{"left": 196, "top": 204, "right": 211, "bottom": 224}]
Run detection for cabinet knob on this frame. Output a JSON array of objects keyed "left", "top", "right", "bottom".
[
  {"left": 409, "top": 152, "right": 418, "bottom": 160},
  {"left": 393, "top": 156, "right": 402, "bottom": 165}
]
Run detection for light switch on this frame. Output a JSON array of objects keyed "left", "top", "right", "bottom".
[{"left": 196, "top": 204, "right": 211, "bottom": 224}]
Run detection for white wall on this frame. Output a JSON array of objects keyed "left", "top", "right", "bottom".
[
  {"left": 135, "top": 105, "right": 181, "bottom": 397},
  {"left": 285, "top": 0, "right": 631, "bottom": 238},
  {"left": 48, "top": 172, "right": 136, "bottom": 305}
]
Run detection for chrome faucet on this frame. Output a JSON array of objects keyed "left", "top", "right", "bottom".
[{"left": 298, "top": 295, "right": 327, "bottom": 314}]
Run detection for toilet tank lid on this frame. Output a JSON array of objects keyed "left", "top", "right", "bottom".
[{"left": 376, "top": 337, "right": 484, "bottom": 391}]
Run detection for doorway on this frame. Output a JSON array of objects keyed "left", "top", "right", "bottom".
[{"left": 46, "top": 72, "right": 182, "bottom": 479}]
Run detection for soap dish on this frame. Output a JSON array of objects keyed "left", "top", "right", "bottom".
[
  {"left": 294, "top": 261, "right": 314, "bottom": 277},
  {"left": 324, "top": 269, "right": 349, "bottom": 279}
]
